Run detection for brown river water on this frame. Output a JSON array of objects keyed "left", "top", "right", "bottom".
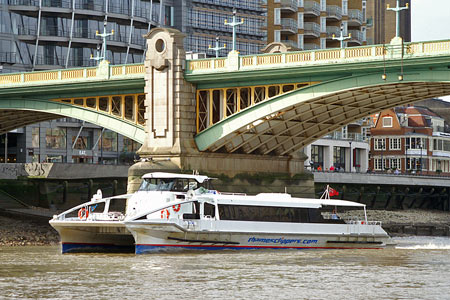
[{"left": 0, "top": 236, "right": 449, "bottom": 300}]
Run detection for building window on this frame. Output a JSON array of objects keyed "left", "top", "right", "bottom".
[
  {"left": 389, "top": 138, "right": 401, "bottom": 150},
  {"left": 320, "top": 0, "right": 326, "bottom": 11},
  {"left": 32, "top": 127, "right": 40, "bottom": 148},
  {"left": 390, "top": 158, "right": 401, "bottom": 170},
  {"left": 297, "top": 12, "right": 304, "bottom": 29},
  {"left": 405, "top": 137, "right": 427, "bottom": 150},
  {"left": 374, "top": 138, "right": 386, "bottom": 150},
  {"left": 320, "top": 38, "right": 326, "bottom": 49},
  {"left": 382, "top": 116, "right": 393, "bottom": 127},
  {"left": 320, "top": 17, "right": 326, "bottom": 33},
  {"left": 274, "top": 8, "right": 281, "bottom": 25},
  {"left": 122, "top": 137, "right": 141, "bottom": 152},
  {"left": 433, "top": 138, "right": 450, "bottom": 151},
  {"left": 101, "top": 131, "right": 118, "bottom": 152},
  {"left": 274, "top": 30, "right": 281, "bottom": 42},
  {"left": 46, "top": 155, "right": 64, "bottom": 163},
  {"left": 374, "top": 158, "right": 385, "bottom": 170},
  {"left": 342, "top": 0, "right": 348, "bottom": 15},
  {"left": 297, "top": 34, "right": 304, "bottom": 49},
  {"left": 362, "top": 127, "right": 370, "bottom": 140},
  {"left": 72, "top": 136, "right": 91, "bottom": 150},
  {"left": 310, "top": 145, "right": 324, "bottom": 169},
  {"left": 407, "top": 158, "right": 427, "bottom": 171},
  {"left": 341, "top": 125, "right": 347, "bottom": 139},
  {"left": 333, "top": 146, "right": 345, "bottom": 169},
  {"left": 46, "top": 128, "right": 66, "bottom": 149}
]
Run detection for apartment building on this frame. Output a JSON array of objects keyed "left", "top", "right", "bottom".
[
  {"left": 369, "top": 106, "right": 450, "bottom": 174},
  {"left": 303, "top": 118, "right": 372, "bottom": 172},
  {"left": 0, "top": 0, "right": 266, "bottom": 73},
  {"left": 365, "top": 0, "right": 411, "bottom": 44},
  {"left": 264, "top": 0, "right": 366, "bottom": 50},
  {"left": 0, "top": 118, "right": 141, "bottom": 164}
]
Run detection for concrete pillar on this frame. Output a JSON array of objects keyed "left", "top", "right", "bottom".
[
  {"left": 138, "top": 27, "right": 197, "bottom": 158},
  {"left": 324, "top": 145, "right": 332, "bottom": 170}
]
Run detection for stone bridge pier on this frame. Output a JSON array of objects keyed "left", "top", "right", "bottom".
[{"left": 127, "top": 28, "right": 309, "bottom": 193}]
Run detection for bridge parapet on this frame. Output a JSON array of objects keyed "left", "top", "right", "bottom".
[
  {"left": 186, "top": 39, "right": 450, "bottom": 75},
  {"left": 0, "top": 62, "right": 145, "bottom": 88}
]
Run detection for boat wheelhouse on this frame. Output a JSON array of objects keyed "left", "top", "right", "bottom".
[
  {"left": 49, "top": 172, "right": 213, "bottom": 253},
  {"left": 125, "top": 189, "right": 391, "bottom": 254}
]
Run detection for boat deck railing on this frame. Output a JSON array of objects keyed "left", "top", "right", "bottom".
[{"left": 52, "top": 193, "right": 132, "bottom": 221}]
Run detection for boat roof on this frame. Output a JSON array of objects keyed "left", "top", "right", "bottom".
[
  {"left": 197, "top": 193, "right": 365, "bottom": 208},
  {"left": 142, "top": 172, "right": 211, "bottom": 183}
]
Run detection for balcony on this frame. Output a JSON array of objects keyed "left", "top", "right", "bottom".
[
  {"left": 280, "top": 18, "right": 298, "bottom": 34},
  {"left": 323, "top": 131, "right": 367, "bottom": 142},
  {"left": 8, "top": 0, "right": 39, "bottom": 6},
  {"left": 349, "top": 30, "right": 363, "bottom": 45},
  {"left": 304, "top": 1, "right": 320, "bottom": 16},
  {"left": 304, "top": 43, "right": 320, "bottom": 50},
  {"left": 40, "top": 26, "right": 70, "bottom": 38},
  {"left": 304, "top": 22, "right": 320, "bottom": 37},
  {"left": 326, "top": 26, "right": 340, "bottom": 38},
  {"left": 281, "top": 39, "right": 299, "bottom": 49},
  {"left": 348, "top": 9, "right": 363, "bottom": 25},
  {"left": 17, "top": 25, "right": 37, "bottom": 36},
  {"left": 326, "top": 5, "right": 342, "bottom": 20},
  {"left": 0, "top": 52, "right": 19, "bottom": 64},
  {"left": 280, "top": 0, "right": 298, "bottom": 12}
]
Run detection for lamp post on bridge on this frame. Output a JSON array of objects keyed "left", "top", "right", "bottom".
[
  {"left": 208, "top": 36, "right": 227, "bottom": 58},
  {"left": 90, "top": 19, "right": 114, "bottom": 64},
  {"left": 332, "top": 24, "right": 351, "bottom": 49},
  {"left": 224, "top": 8, "right": 244, "bottom": 53},
  {"left": 387, "top": 0, "right": 409, "bottom": 38}
]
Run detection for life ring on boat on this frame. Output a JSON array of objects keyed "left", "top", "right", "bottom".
[
  {"left": 172, "top": 204, "right": 181, "bottom": 212},
  {"left": 161, "top": 209, "right": 170, "bottom": 219},
  {"left": 78, "top": 207, "right": 89, "bottom": 220}
]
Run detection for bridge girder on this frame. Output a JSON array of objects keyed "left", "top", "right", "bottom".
[
  {"left": 0, "top": 99, "right": 146, "bottom": 143},
  {"left": 195, "top": 70, "right": 450, "bottom": 156}
]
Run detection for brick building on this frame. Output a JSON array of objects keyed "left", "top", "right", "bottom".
[{"left": 369, "top": 106, "right": 450, "bottom": 174}]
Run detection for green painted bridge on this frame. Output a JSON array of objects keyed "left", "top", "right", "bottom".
[
  {"left": 0, "top": 38, "right": 450, "bottom": 153},
  {"left": 0, "top": 63, "right": 146, "bottom": 143}
]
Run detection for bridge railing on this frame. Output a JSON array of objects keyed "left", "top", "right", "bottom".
[
  {"left": 0, "top": 63, "right": 145, "bottom": 87},
  {"left": 186, "top": 39, "right": 450, "bottom": 74}
]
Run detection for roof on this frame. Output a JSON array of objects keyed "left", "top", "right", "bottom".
[
  {"left": 142, "top": 172, "right": 211, "bottom": 183},
  {"left": 197, "top": 193, "right": 365, "bottom": 208},
  {"left": 395, "top": 106, "right": 440, "bottom": 118}
]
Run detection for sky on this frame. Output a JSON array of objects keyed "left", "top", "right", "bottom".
[
  {"left": 411, "top": 0, "right": 450, "bottom": 42},
  {"left": 411, "top": 0, "right": 450, "bottom": 100}
]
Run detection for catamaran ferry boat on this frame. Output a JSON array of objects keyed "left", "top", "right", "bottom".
[
  {"left": 124, "top": 184, "right": 391, "bottom": 254},
  {"left": 49, "top": 172, "right": 214, "bottom": 253}
]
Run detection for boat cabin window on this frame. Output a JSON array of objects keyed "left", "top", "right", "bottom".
[
  {"left": 107, "top": 198, "right": 127, "bottom": 214},
  {"left": 138, "top": 178, "right": 210, "bottom": 192},
  {"left": 218, "top": 205, "right": 324, "bottom": 223},
  {"left": 203, "top": 203, "right": 216, "bottom": 218}
]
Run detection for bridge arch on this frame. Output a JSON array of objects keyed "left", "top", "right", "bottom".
[
  {"left": 195, "top": 69, "right": 450, "bottom": 156},
  {"left": 0, "top": 99, "right": 145, "bottom": 143}
]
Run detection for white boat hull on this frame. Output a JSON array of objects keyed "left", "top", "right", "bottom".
[
  {"left": 126, "top": 220, "right": 390, "bottom": 254},
  {"left": 50, "top": 220, "right": 134, "bottom": 253}
]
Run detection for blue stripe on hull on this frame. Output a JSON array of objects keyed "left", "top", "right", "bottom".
[
  {"left": 135, "top": 244, "right": 382, "bottom": 254},
  {"left": 62, "top": 243, "right": 135, "bottom": 254}
]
